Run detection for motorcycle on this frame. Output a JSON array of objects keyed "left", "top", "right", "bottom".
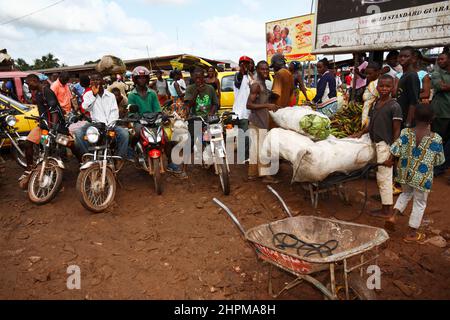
[
  {"left": 190, "top": 112, "right": 237, "bottom": 196},
  {"left": 24, "top": 115, "right": 74, "bottom": 205},
  {"left": 130, "top": 112, "right": 172, "bottom": 195},
  {"left": 76, "top": 119, "right": 126, "bottom": 213},
  {"left": 0, "top": 108, "right": 29, "bottom": 168}
]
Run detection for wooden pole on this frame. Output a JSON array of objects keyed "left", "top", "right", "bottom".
[{"left": 351, "top": 54, "right": 359, "bottom": 102}]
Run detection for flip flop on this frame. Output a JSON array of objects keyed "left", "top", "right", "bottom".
[{"left": 403, "top": 232, "right": 427, "bottom": 244}]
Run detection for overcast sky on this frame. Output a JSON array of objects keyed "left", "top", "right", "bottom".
[{"left": 0, "top": 0, "right": 316, "bottom": 66}]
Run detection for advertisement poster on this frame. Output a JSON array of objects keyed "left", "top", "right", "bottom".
[
  {"left": 266, "top": 14, "right": 316, "bottom": 64},
  {"left": 314, "top": 0, "right": 450, "bottom": 54}
]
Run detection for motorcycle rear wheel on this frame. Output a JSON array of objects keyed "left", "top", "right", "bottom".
[
  {"left": 77, "top": 166, "right": 116, "bottom": 213},
  {"left": 28, "top": 160, "right": 63, "bottom": 205}
]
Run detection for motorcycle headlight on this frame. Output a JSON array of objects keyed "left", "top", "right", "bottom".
[
  {"left": 209, "top": 124, "right": 223, "bottom": 135},
  {"left": 143, "top": 128, "right": 156, "bottom": 144},
  {"left": 86, "top": 126, "right": 100, "bottom": 144},
  {"left": 6, "top": 115, "right": 17, "bottom": 127}
]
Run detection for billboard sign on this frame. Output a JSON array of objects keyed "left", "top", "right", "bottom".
[
  {"left": 313, "top": 0, "right": 450, "bottom": 54},
  {"left": 266, "top": 14, "right": 316, "bottom": 64}
]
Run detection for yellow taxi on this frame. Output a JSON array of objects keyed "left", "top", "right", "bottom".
[
  {"left": 0, "top": 93, "right": 39, "bottom": 144},
  {"left": 217, "top": 71, "right": 317, "bottom": 112}
]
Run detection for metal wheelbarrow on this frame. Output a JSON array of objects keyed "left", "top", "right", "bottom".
[{"left": 213, "top": 186, "right": 389, "bottom": 300}]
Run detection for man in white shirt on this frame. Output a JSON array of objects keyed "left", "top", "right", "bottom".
[
  {"left": 232, "top": 56, "right": 253, "bottom": 162},
  {"left": 75, "top": 73, "right": 129, "bottom": 159}
]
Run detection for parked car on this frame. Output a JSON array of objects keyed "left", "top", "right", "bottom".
[
  {"left": 0, "top": 71, "right": 33, "bottom": 104},
  {"left": 0, "top": 92, "right": 39, "bottom": 145},
  {"left": 217, "top": 71, "right": 317, "bottom": 112}
]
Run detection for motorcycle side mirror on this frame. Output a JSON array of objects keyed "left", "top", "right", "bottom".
[{"left": 128, "top": 104, "right": 139, "bottom": 114}]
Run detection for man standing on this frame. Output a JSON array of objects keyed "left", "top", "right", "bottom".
[
  {"left": 72, "top": 74, "right": 90, "bottom": 106},
  {"left": 155, "top": 70, "right": 170, "bottom": 106},
  {"left": 351, "top": 53, "right": 369, "bottom": 103},
  {"left": 111, "top": 87, "right": 129, "bottom": 119},
  {"left": 397, "top": 47, "right": 421, "bottom": 128},
  {"left": 185, "top": 68, "right": 219, "bottom": 149},
  {"left": 270, "top": 54, "right": 294, "bottom": 108},
  {"left": 75, "top": 73, "right": 129, "bottom": 160},
  {"left": 18, "top": 73, "right": 66, "bottom": 188},
  {"left": 247, "top": 61, "right": 279, "bottom": 184},
  {"left": 431, "top": 51, "right": 450, "bottom": 176},
  {"left": 51, "top": 72, "right": 73, "bottom": 115},
  {"left": 185, "top": 68, "right": 219, "bottom": 118},
  {"left": 233, "top": 56, "right": 253, "bottom": 161},
  {"left": 108, "top": 74, "right": 128, "bottom": 97},
  {"left": 50, "top": 73, "right": 59, "bottom": 84}
]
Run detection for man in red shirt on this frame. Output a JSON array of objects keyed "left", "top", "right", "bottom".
[{"left": 51, "top": 72, "right": 72, "bottom": 114}]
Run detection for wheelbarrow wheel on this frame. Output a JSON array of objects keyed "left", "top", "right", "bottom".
[{"left": 325, "top": 274, "right": 377, "bottom": 300}]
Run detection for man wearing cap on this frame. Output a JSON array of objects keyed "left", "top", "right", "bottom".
[
  {"left": 270, "top": 53, "right": 295, "bottom": 108},
  {"left": 232, "top": 56, "right": 253, "bottom": 162}
]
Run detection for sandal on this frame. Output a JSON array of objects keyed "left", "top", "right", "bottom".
[
  {"left": 18, "top": 171, "right": 32, "bottom": 190},
  {"left": 403, "top": 232, "right": 427, "bottom": 244}
]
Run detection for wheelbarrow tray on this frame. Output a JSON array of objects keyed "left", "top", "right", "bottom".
[{"left": 246, "top": 216, "right": 389, "bottom": 275}]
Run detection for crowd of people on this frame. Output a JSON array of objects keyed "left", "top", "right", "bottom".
[{"left": 3, "top": 46, "right": 449, "bottom": 243}]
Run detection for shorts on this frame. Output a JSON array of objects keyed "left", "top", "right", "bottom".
[{"left": 27, "top": 127, "right": 42, "bottom": 144}]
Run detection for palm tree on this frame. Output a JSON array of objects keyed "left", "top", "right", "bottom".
[
  {"left": 33, "top": 53, "right": 60, "bottom": 70},
  {"left": 14, "top": 58, "right": 31, "bottom": 71}
]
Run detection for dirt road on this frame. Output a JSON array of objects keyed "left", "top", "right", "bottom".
[{"left": 0, "top": 155, "right": 449, "bottom": 300}]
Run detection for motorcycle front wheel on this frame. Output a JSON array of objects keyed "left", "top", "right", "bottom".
[
  {"left": 11, "top": 139, "right": 28, "bottom": 169},
  {"left": 28, "top": 160, "right": 63, "bottom": 205},
  {"left": 77, "top": 165, "right": 116, "bottom": 213},
  {"left": 150, "top": 158, "right": 163, "bottom": 195},
  {"left": 218, "top": 162, "right": 230, "bottom": 196}
]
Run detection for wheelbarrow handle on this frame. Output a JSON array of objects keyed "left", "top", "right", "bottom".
[
  {"left": 212, "top": 198, "right": 246, "bottom": 236},
  {"left": 267, "top": 185, "right": 294, "bottom": 218}
]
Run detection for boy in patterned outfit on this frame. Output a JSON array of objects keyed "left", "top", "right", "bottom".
[{"left": 386, "top": 105, "right": 445, "bottom": 243}]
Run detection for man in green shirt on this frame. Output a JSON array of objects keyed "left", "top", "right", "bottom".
[
  {"left": 431, "top": 52, "right": 450, "bottom": 176},
  {"left": 128, "top": 66, "right": 183, "bottom": 175},
  {"left": 184, "top": 68, "right": 219, "bottom": 149},
  {"left": 184, "top": 68, "right": 219, "bottom": 117},
  {"left": 128, "top": 66, "right": 161, "bottom": 115}
]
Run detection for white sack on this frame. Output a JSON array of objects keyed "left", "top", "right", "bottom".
[{"left": 261, "top": 129, "right": 376, "bottom": 183}]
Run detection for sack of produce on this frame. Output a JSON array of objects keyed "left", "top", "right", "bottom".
[
  {"left": 270, "top": 107, "right": 331, "bottom": 141},
  {"left": 96, "top": 55, "right": 126, "bottom": 76},
  {"left": 260, "top": 128, "right": 315, "bottom": 165},
  {"left": 260, "top": 128, "right": 376, "bottom": 183},
  {"left": 293, "top": 134, "right": 376, "bottom": 183}
]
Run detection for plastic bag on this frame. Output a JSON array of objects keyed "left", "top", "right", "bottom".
[{"left": 270, "top": 106, "right": 331, "bottom": 141}]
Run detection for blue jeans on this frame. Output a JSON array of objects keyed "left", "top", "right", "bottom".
[{"left": 74, "top": 124, "right": 129, "bottom": 159}]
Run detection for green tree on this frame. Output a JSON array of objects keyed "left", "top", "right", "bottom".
[
  {"left": 33, "top": 53, "right": 60, "bottom": 70},
  {"left": 14, "top": 58, "right": 31, "bottom": 71},
  {"left": 84, "top": 59, "right": 100, "bottom": 65}
]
